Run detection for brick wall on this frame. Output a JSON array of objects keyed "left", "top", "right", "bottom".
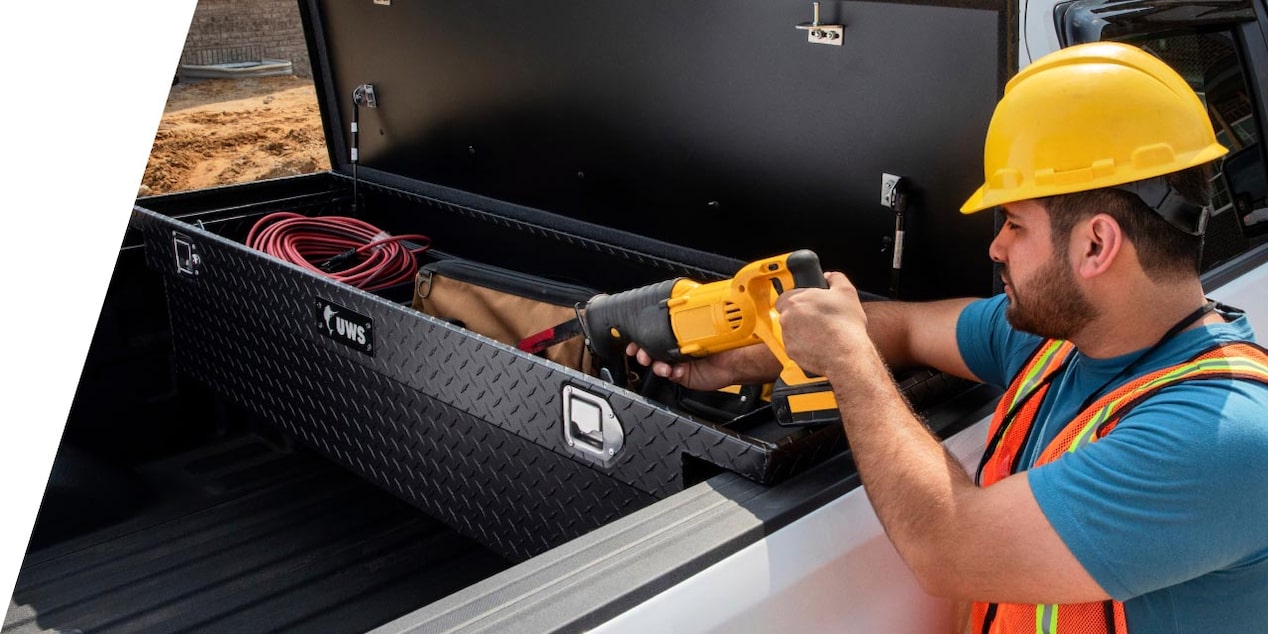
[{"left": 179, "top": 0, "right": 312, "bottom": 78}]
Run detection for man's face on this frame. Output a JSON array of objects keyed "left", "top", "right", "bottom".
[{"left": 989, "top": 200, "right": 1099, "bottom": 339}]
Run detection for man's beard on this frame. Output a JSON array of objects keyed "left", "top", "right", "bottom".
[{"left": 1004, "top": 254, "right": 1099, "bottom": 340}]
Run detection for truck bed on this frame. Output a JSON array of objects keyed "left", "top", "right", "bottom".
[
  {"left": 3, "top": 241, "right": 989, "bottom": 634},
  {"left": 4, "top": 433, "right": 510, "bottom": 634}
]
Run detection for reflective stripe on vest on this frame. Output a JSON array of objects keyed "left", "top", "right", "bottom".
[
  {"left": 975, "top": 339, "right": 1075, "bottom": 486},
  {"left": 973, "top": 340, "right": 1268, "bottom": 634}
]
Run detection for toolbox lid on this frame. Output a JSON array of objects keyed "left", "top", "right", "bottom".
[{"left": 300, "top": 0, "right": 1003, "bottom": 299}]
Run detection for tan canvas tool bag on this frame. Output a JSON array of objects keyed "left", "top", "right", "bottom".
[{"left": 413, "top": 258, "right": 596, "bottom": 375}]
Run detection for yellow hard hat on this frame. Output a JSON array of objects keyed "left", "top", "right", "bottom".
[{"left": 960, "top": 41, "right": 1228, "bottom": 214}]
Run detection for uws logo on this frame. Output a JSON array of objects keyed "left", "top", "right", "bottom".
[
  {"left": 323, "top": 304, "right": 366, "bottom": 345},
  {"left": 316, "top": 299, "right": 372, "bottom": 353}
]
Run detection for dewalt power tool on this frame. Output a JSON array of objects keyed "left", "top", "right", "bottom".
[{"left": 580, "top": 249, "right": 840, "bottom": 427}]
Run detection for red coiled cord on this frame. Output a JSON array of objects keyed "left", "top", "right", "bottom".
[{"left": 246, "top": 212, "right": 431, "bottom": 291}]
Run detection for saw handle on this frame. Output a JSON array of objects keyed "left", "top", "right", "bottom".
[
  {"left": 786, "top": 249, "right": 829, "bottom": 291},
  {"left": 766, "top": 250, "right": 840, "bottom": 426}
]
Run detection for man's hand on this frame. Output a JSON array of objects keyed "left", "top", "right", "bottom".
[
  {"left": 624, "top": 340, "right": 782, "bottom": 391},
  {"left": 774, "top": 271, "right": 873, "bottom": 379}
]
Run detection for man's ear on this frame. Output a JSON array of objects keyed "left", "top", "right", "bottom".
[{"left": 1074, "top": 214, "right": 1122, "bottom": 279}]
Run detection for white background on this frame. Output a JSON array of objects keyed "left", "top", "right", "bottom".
[{"left": 0, "top": 1, "right": 199, "bottom": 603}]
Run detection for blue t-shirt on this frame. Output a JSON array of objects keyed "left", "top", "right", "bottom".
[{"left": 957, "top": 294, "right": 1268, "bottom": 632}]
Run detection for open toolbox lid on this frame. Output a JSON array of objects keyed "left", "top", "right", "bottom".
[{"left": 298, "top": 0, "right": 1004, "bottom": 299}]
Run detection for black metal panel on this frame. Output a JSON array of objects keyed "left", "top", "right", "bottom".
[{"left": 310, "top": 0, "right": 1002, "bottom": 300}]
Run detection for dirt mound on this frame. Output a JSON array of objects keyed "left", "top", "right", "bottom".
[{"left": 141, "top": 75, "right": 329, "bottom": 195}]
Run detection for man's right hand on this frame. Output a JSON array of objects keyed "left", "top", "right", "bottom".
[{"left": 624, "top": 342, "right": 782, "bottom": 392}]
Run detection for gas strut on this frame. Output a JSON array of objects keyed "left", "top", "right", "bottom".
[{"left": 350, "top": 83, "right": 377, "bottom": 215}]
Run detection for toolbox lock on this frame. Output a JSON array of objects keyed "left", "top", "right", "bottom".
[
  {"left": 562, "top": 384, "right": 625, "bottom": 465},
  {"left": 173, "top": 232, "right": 201, "bottom": 276}
]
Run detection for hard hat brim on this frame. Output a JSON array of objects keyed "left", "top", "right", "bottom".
[
  {"left": 960, "top": 185, "right": 993, "bottom": 214},
  {"left": 959, "top": 144, "right": 1227, "bottom": 215}
]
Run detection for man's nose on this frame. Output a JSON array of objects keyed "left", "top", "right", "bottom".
[{"left": 988, "top": 231, "right": 1007, "bottom": 263}]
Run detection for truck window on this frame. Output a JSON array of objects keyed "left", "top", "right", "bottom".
[
  {"left": 1128, "top": 31, "right": 1268, "bottom": 269},
  {"left": 1054, "top": 0, "right": 1268, "bottom": 269}
]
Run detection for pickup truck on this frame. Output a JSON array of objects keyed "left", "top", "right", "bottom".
[{"left": 6, "top": 0, "right": 1268, "bottom": 632}]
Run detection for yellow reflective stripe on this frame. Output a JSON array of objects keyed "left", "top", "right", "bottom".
[
  {"left": 1035, "top": 603, "right": 1057, "bottom": 634},
  {"left": 1010, "top": 341, "right": 1069, "bottom": 411},
  {"left": 1065, "top": 354, "right": 1268, "bottom": 453},
  {"left": 1065, "top": 408, "right": 1111, "bottom": 454}
]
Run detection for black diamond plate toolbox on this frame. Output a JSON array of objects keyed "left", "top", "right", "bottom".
[
  {"left": 131, "top": 174, "right": 855, "bottom": 561},
  {"left": 126, "top": 0, "right": 1000, "bottom": 562}
]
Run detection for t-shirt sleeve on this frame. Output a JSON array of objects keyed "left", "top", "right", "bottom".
[
  {"left": 956, "top": 294, "right": 1042, "bottom": 388},
  {"left": 1028, "top": 380, "right": 1268, "bottom": 600}
]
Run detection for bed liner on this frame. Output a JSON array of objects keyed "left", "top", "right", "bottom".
[{"left": 4, "top": 434, "right": 510, "bottom": 634}]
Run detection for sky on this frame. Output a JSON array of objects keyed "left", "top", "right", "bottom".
[{"left": 0, "top": 1, "right": 200, "bottom": 603}]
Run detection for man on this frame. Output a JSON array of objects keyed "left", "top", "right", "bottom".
[{"left": 629, "top": 42, "right": 1268, "bottom": 631}]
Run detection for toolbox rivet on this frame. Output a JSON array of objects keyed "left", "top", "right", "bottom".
[
  {"left": 568, "top": 439, "right": 575, "bottom": 447},
  {"left": 608, "top": 449, "right": 615, "bottom": 456}
]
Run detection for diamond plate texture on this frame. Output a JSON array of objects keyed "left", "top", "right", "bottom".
[{"left": 131, "top": 185, "right": 850, "bottom": 558}]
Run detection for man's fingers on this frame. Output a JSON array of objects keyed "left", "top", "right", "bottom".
[
  {"left": 637, "top": 349, "right": 653, "bottom": 366},
  {"left": 627, "top": 344, "right": 679, "bottom": 380},
  {"left": 624, "top": 342, "right": 654, "bottom": 367}
]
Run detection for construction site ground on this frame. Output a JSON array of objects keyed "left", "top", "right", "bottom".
[{"left": 141, "top": 75, "right": 329, "bottom": 196}]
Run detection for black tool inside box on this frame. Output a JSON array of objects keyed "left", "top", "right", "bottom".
[{"left": 132, "top": 0, "right": 1003, "bottom": 560}]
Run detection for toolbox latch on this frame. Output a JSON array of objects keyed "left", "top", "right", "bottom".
[
  {"left": 173, "top": 232, "right": 201, "bottom": 276},
  {"left": 562, "top": 384, "right": 624, "bottom": 465}
]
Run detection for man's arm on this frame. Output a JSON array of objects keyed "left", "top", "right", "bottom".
[
  {"left": 776, "top": 272, "right": 1111, "bottom": 605},
  {"left": 863, "top": 297, "right": 980, "bottom": 381}
]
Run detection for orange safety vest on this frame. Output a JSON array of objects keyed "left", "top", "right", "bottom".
[{"left": 971, "top": 338, "right": 1268, "bottom": 634}]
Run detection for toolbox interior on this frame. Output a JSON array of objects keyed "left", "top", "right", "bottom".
[
  {"left": 136, "top": 170, "right": 964, "bottom": 445},
  {"left": 141, "top": 171, "right": 737, "bottom": 300}
]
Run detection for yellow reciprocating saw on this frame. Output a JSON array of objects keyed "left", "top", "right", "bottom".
[{"left": 582, "top": 249, "right": 839, "bottom": 426}]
